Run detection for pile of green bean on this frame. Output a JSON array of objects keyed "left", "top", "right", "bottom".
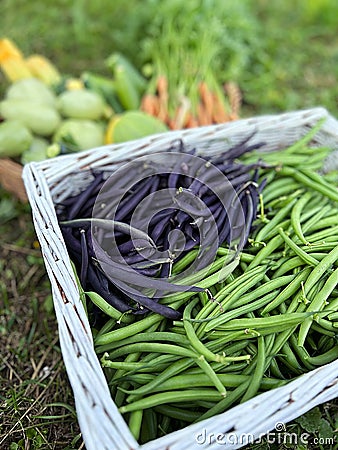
[{"left": 79, "top": 124, "right": 338, "bottom": 444}]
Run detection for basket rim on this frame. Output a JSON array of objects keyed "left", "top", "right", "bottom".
[{"left": 23, "top": 106, "right": 337, "bottom": 174}]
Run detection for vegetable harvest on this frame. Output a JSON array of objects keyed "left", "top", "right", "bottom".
[
  {"left": 56, "top": 122, "right": 338, "bottom": 443},
  {"left": 58, "top": 136, "right": 266, "bottom": 319},
  {"left": 0, "top": 36, "right": 239, "bottom": 176},
  {"left": 0, "top": 39, "right": 169, "bottom": 164}
]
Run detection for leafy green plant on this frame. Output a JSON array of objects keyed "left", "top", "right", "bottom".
[
  {"left": 0, "top": 197, "right": 18, "bottom": 224},
  {"left": 296, "top": 406, "right": 337, "bottom": 448},
  {"left": 245, "top": 404, "right": 337, "bottom": 449},
  {"left": 140, "top": 0, "right": 260, "bottom": 75}
]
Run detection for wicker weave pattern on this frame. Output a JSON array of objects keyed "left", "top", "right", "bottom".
[{"left": 22, "top": 108, "right": 338, "bottom": 450}]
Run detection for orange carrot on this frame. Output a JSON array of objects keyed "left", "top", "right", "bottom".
[
  {"left": 140, "top": 94, "right": 160, "bottom": 117},
  {"left": 172, "top": 97, "right": 191, "bottom": 130},
  {"left": 211, "top": 92, "right": 232, "bottom": 124},
  {"left": 167, "top": 118, "right": 177, "bottom": 130},
  {"left": 199, "top": 81, "right": 214, "bottom": 119},
  {"left": 184, "top": 112, "right": 199, "bottom": 128},
  {"left": 156, "top": 75, "right": 170, "bottom": 123},
  {"left": 224, "top": 82, "right": 241, "bottom": 119},
  {"left": 157, "top": 75, "right": 168, "bottom": 97},
  {"left": 158, "top": 105, "right": 169, "bottom": 123},
  {"left": 197, "top": 102, "right": 212, "bottom": 126}
]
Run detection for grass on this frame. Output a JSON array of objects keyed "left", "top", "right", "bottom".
[
  {"left": 244, "top": 0, "right": 338, "bottom": 116},
  {"left": 0, "top": 193, "right": 84, "bottom": 449},
  {"left": 0, "top": 0, "right": 338, "bottom": 448}
]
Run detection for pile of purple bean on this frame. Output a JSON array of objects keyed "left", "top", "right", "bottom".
[{"left": 57, "top": 137, "right": 267, "bottom": 319}]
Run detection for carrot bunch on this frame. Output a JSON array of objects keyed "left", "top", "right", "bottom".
[{"left": 140, "top": 75, "right": 241, "bottom": 130}]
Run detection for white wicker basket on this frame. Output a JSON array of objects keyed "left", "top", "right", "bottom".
[{"left": 22, "top": 107, "right": 338, "bottom": 450}]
